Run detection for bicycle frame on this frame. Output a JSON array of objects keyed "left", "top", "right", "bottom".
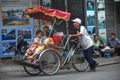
[
  {"left": 62, "top": 45, "right": 76, "bottom": 65},
  {"left": 60, "top": 36, "right": 77, "bottom": 66}
]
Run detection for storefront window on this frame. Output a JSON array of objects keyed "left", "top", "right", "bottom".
[
  {"left": 116, "top": 2, "right": 120, "bottom": 24},
  {"left": 40, "top": 0, "right": 51, "bottom": 8},
  {"left": 39, "top": 0, "right": 52, "bottom": 31}
]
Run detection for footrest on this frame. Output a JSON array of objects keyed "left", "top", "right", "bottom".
[{"left": 13, "top": 55, "right": 39, "bottom": 68}]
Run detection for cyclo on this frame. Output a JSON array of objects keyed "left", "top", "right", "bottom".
[{"left": 13, "top": 6, "right": 89, "bottom": 76}]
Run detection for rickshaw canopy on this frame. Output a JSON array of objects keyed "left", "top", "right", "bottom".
[{"left": 25, "top": 6, "right": 71, "bottom": 21}]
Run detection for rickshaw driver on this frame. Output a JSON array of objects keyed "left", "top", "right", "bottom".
[{"left": 69, "top": 18, "right": 99, "bottom": 71}]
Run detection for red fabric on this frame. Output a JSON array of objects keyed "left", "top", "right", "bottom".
[
  {"left": 25, "top": 6, "right": 71, "bottom": 21},
  {"left": 52, "top": 36, "right": 63, "bottom": 46}
]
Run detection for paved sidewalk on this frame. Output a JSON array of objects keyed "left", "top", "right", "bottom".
[{"left": 95, "top": 56, "right": 120, "bottom": 66}]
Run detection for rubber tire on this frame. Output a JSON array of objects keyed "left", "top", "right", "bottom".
[
  {"left": 23, "top": 65, "right": 41, "bottom": 76},
  {"left": 72, "top": 57, "right": 88, "bottom": 72},
  {"left": 39, "top": 49, "right": 61, "bottom": 75}
]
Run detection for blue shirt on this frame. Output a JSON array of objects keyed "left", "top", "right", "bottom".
[{"left": 107, "top": 38, "right": 120, "bottom": 48}]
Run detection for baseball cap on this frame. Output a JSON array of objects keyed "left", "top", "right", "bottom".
[{"left": 72, "top": 18, "right": 81, "bottom": 24}]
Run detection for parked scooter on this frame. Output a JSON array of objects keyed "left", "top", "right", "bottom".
[{"left": 15, "top": 35, "right": 29, "bottom": 55}]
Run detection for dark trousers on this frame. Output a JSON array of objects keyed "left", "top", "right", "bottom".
[
  {"left": 115, "top": 47, "right": 120, "bottom": 56},
  {"left": 83, "top": 46, "right": 97, "bottom": 68}
]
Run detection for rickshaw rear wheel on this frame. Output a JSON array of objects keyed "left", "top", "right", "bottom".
[
  {"left": 23, "top": 56, "right": 41, "bottom": 76},
  {"left": 39, "top": 49, "right": 61, "bottom": 75},
  {"left": 23, "top": 65, "right": 41, "bottom": 76}
]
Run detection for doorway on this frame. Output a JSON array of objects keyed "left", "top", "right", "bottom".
[{"left": 115, "top": 2, "right": 120, "bottom": 39}]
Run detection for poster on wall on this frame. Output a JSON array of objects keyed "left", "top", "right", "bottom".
[
  {"left": 99, "top": 29, "right": 106, "bottom": 42},
  {"left": 0, "top": 2, "right": 1, "bottom": 15},
  {"left": 87, "top": 26, "right": 95, "bottom": 35},
  {"left": 0, "top": 2, "right": 2, "bottom": 58},
  {"left": 18, "top": 28, "right": 32, "bottom": 39},
  {"left": 0, "top": 0, "right": 33, "bottom": 58},
  {"left": 2, "top": 3, "right": 30, "bottom": 27},
  {"left": 97, "top": 0, "right": 107, "bottom": 42},
  {"left": 87, "top": 0, "right": 94, "bottom": 11},
  {"left": 2, "top": 28, "right": 16, "bottom": 40},
  {"left": 86, "top": 0, "right": 95, "bottom": 38},
  {"left": 98, "top": 11, "right": 105, "bottom": 26},
  {"left": 0, "top": 2, "right": 2, "bottom": 25},
  {"left": 87, "top": 11, "right": 95, "bottom": 26},
  {"left": 97, "top": 0, "right": 105, "bottom": 11},
  {"left": 2, "top": 42, "right": 16, "bottom": 56}
]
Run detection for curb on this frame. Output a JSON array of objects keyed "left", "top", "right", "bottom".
[{"left": 98, "top": 61, "right": 120, "bottom": 67}]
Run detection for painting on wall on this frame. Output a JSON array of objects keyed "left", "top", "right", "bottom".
[
  {"left": 2, "top": 3, "right": 30, "bottom": 27},
  {"left": 97, "top": 0, "right": 107, "bottom": 42},
  {"left": 2, "top": 42, "right": 16, "bottom": 55},
  {"left": 0, "top": 0, "right": 33, "bottom": 58},
  {"left": 87, "top": 0, "right": 94, "bottom": 11},
  {"left": 1, "top": 28, "right": 16, "bottom": 40},
  {"left": 87, "top": 11, "right": 95, "bottom": 26},
  {"left": 18, "top": 28, "right": 32, "bottom": 39},
  {"left": 97, "top": 0, "right": 105, "bottom": 11},
  {"left": 98, "top": 11, "right": 105, "bottom": 26}
]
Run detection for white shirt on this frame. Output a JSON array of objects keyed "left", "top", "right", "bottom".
[
  {"left": 78, "top": 26, "right": 93, "bottom": 50},
  {"left": 34, "top": 38, "right": 42, "bottom": 44}
]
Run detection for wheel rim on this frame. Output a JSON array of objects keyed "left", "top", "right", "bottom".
[
  {"left": 24, "top": 66, "right": 41, "bottom": 76},
  {"left": 72, "top": 59, "right": 88, "bottom": 72},
  {"left": 39, "top": 49, "right": 60, "bottom": 75}
]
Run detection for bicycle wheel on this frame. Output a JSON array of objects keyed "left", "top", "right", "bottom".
[
  {"left": 72, "top": 49, "right": 88, "bottom": 72},
  {"left": 23, "top": 56, "right": 41, "bottom": 76},
  {"left": 23, "top": 65, "right": 41, "bottom": 76},
  {"left": 39, "top": 49, "right": 60, "bottom": 75}
]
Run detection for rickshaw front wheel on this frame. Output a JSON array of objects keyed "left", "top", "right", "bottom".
[
  {"left": 38, "top": 49, "right": 61, "bottom": 75},
  {"left": 23, "top": 56, "right": 41, "bottom": 76}
]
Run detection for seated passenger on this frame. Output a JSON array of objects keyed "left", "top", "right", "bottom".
[
  {"left": 25, "top": 42, "right": 38, "bottom": 56},
  {"left": 28, "top": 31, "right": 55, "bottom": 63},
  {"left": 25, "top": 30, "right": 44, "bottom": 62},
  {"left": 35, "top": 31, "right": 54, "bottom": 55},
  {"left": 34, "top": 30, "right": 44, "bottom": 44},
  {"left": 43, "top": 31, "right": 54, "bottom": 45},
  {"left": 107, "top": 33, "right": 120, "bottom": 56},
  {"left": 42, "top": 26, "right": 50, "bottom": 41}
]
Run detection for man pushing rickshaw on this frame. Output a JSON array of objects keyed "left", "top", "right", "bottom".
[{"left": 13, "top": 6, "right": 97, "bottom": 76}]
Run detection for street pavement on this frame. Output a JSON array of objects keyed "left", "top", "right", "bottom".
[
  {"left": 0, "top": 63, "right": 120, "bottom": 80},
  {"left": 0, "top": 56, "right": 120, "bottom": 80}
]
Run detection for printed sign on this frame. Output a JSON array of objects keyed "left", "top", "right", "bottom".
[{"left": 0, "top": 0, "right": 34, "bottom": 58}]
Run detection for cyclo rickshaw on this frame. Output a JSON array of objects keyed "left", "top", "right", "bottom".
[{"left": 13, "top": 6, "right": 89, "bottom": 76}]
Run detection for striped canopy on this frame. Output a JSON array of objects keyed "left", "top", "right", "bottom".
[{"left": 25, "top": 6, "right": 71, "bottom": 21}]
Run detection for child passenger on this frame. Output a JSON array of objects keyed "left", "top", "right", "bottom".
[
  {"left": 25, "top": 42, "right": 38, "bottom": 57},
  {"left": 35, "top": 31, "right": 54, "bottom": 55},
  {"left": 25, "top": 30, "right": 44, "bottom": 62}
]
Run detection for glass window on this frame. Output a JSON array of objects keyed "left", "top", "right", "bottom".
[{"left": 40, "top": 0, "right": 51, "bottom": 8}]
